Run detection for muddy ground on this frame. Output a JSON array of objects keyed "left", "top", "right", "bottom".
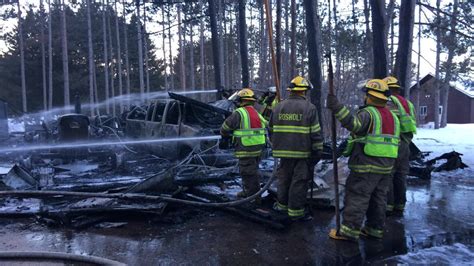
[{"left": 0, "top": 169, "right": 473, "bottom": 265}]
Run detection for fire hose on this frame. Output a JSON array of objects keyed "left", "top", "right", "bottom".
[{"left": 0, "top": 251, "right": 125, "bottom": 266}]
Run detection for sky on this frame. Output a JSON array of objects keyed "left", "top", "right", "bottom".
[{"left": 0, "top": 0, "right": 470, "bottom": 89}]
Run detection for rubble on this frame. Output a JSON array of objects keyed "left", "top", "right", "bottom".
[{"left": 0, "top": 94, "right": 469, "bottom": 231}]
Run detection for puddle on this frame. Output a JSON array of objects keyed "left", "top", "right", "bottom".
[{"left": 388, "top": 243, "right": 474, "bottom": 264}]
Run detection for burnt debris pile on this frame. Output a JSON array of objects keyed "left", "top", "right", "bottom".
[{"left": 0, "top": 93, "right": 469, "bottom": 229}]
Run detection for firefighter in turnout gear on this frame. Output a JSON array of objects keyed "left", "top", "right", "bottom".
[
  {"left": 220, "top": 88, "right": 267, "bottom": 200},
  {"left": 384, "top": 76, "right": 417, "bottom": 215},
  {"left": 258, "top": 86, "right": 280, "bottom": 120},
  {"left": 327, "top": 79, "right": 400, "bottom": 241},
  {"left": 270, "top": 76, "right": 324, "bottom": 221}
]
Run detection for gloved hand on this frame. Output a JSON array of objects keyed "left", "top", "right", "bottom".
[
  {"left": 219, "top": 136, "right": 232, "bottom": 150},
  {"left": 264, "top": 94, "right": 276, "bottom": 105},
  {"left": 326, "top": 94, "right": 340, "bottom": 111}
]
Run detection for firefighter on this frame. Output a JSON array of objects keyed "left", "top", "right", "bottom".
[
  {"left": 258, "top": 86, "right": 279, "bottom": 120},
  {"left": 270, "top": 76, "right": 323, "bottom": 221},
  {"left": 220, "top": 88, "right": 267, "bottom": 201},
  {"left": 384, "top": 76, "right": 417, "bottom": 215},
  {"left": 327, "top": 79, "right": 400, "bottom": 241}
]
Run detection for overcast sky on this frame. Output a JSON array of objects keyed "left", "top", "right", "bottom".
[{"left": 0, "top": 0, "right": 466, "bottom": 86}]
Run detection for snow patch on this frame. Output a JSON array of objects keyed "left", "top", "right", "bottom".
[
  {"left": 393, "top": 243, "right": 474, "bottom": 264},
  {"left": 414, "top": 123, "right": 474, "bottom": 167},
  {"left": 7, "top": 118, "right": 25, "bottom": 133}
]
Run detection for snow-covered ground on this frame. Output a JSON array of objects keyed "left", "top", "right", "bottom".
[
  {"left": 7, "top": 119, "right": 25, "bottom": 133},
  {"left": 414, "top": 123, "right": 474, "bottom": 167},
  {"left": 391, "top": 243, "right": 474, "bottom": 264}
]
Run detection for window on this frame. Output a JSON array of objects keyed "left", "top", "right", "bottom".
[
  {"left": 438, "top": 105, "right": 443, "bottom": 115},
  {"left": 165, "top": 102, "right": 180, "bottom": 125},
  {"left": 420, "top": 106, "right": 427, "bottom": 116},
  {"left": 152, "top": 103, "right": 166, "bottom": 122}
]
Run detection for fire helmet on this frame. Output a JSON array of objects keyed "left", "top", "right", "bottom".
[
  {"left": 364, "top": 79, "right": 390, "bottom": 101},
  {"left": 237, "top": 88, "right": 256, "bottom": 101},
  {"left": 287, "top": 76, "right": 312, "bottom": 91},
  {"left": 383, "top": 76, "right": 401, "bottom": 89}
]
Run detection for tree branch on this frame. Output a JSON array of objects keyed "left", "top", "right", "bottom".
[
  {"left": 416, "top": 1, "right": 474, "bottom": 30},
  {"left": 415, "top": 22, "right": 474, "bottom": 40}
]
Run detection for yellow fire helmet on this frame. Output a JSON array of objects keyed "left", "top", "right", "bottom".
[
  {"left": 237, "top": 88, "right": 256, "bottom": 101},
  {"left": 383, "top": 76, "right": 401, "bottom": 89},
  {"left": 287, "top": 76, "right": 311, "bottom": 91},
  {"left": 364, "top": 79, "right": 390, "bottom": 101}
]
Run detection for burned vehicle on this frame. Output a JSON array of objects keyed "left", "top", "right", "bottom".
[{"left": 125, "top": 94, "right": 228, "bottom": 159}]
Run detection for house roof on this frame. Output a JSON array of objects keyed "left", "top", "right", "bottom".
[
  {"left": 409, "top": 74, "right": 435, "bottom": 92},
  {"left": 450, "top": 81, "right": 474, "bottom": 98},
  {"left": 410, "top": 74, "right": 474, "bottom": 99}
]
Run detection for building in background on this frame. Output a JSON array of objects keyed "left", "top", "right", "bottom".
[{"left": 410, "top": 74, "right": 474, "bottom": 125}]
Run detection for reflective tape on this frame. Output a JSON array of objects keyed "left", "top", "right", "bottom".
[
  {"left": 362, "top": 226, "right": 383, "bottom": 238},
  {"left": 288, "top": 208, "right": 305, "bottom": 217},
  {"left": 272, "top": 125, "right": 310, "bottom": 134},
  {"left": 235, "top": 150, "right": 262, "bottom": 158},
  {"left": 340, "top": 224, "right": 360, "bottom": 238},
  {"left": 335, "top": 107, "right": 350, "bottom": 120},
  {"left": 272, "top": 150, "right": 311, "bottom": 158}
]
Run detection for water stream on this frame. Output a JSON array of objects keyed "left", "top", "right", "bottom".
[{"left": 0, "top": 135, "right": 221, "bottom": 154}]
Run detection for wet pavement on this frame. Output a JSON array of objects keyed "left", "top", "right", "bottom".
[{"left": 0, "top": 169, "right": 473, "bottom": 265}]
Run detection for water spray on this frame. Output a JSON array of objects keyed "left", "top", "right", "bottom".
[{"left": 0, "top": 135, "right": 222, "bottom": 154}]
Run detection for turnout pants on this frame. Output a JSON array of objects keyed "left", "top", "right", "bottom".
[
  {"left": 340, "top": 172, "right": 391, "bottom": 239},
  {"left": 239, "top": 157, "right": 261, "bottom": 196},
  {"left": 276, "top": 158, "right": 310, "bottom": 217},
  {"left": 387, "top": 139, "right": 410, "bottom": 211}
]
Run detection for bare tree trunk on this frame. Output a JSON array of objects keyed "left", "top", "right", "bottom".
[
  {"left": 258, "top": 0, "right": 268, "bottom": 86},
  {"left": 363, "top": 0, "right": 372, "bottom": 71},
  {"left": 289, "top": 0, "right": 296, "bottom": 79},
  {"left": 283, "top": 0, "right": 290, "bottom": 86},
  {"left": 303, "top": 0, "right": 323, "bottom": 127},
  {"left": 48, "top": 0, "right": 53, "bottom": 110},
  {"left": 433, "top": 0, "right": 441, "bottom": 129},
  {"left": 17, "top": 0, "right": 27, "bottom": 112},
  {"left": 440, "top": 0, "right": 458, "bottom": 128},
  {"left": 114, "top": 0, "right": 123, "bottom": 112},
  {"left": 208, "top": 0, "right": 223, "bottom": 97},
  {"left": 162, "top": 6, "right": 168, "bottom": 91},
  {"left": 167, "top": 6, "right": 174, "bottom": 90},
  {"left": 238, "top": 0, "right": 249, "bottom": 88},
  {"left": 370, "top": 0, "right": 388, "bottom": 78},
  {"left": 276, "top": 0, "right": 282, "bottom": 82},
  {"left": 88, "top": 0, "right": 96, "bottom": 116},
  {"left": 352, "top": 0, "right": 359, "bottom": 74},
  {"left": 40, "top": 0, "right": 47, "bottom": 111},
  {"left": 415, "top": 2, "right": 421, "bottom": 121},
  {"left": 93, "top": 64, "right": 99, "bottom": 116},
  {"left": 389, "top": 12, "right": 395, "bottom": 72},
  {"left": 178, "top": 4, "right": 186, "bottom": 90},
  {"left": 217, "top": 0, "right": 225, "bottom": 89},
  {"left": 60, "top": 0, "right": 70, "bottom": 107},
  {"left": 102, "top": 0, "right": 110, "bottom": 113},
  {"left": 188, "top": 10, "right": 196, "bottom": 90},
  {"left": 223, "top": 5, "right": 229, "bottom": 89},
  {"left": 143, "top": 2, "right": 150, "bottom": 94},
  {"left": 394, "top": 0, "right": 415, "bottom": 95},
  {"left": 122, "top": 0, "right": 131, "bottom": 107},
  {"left": 107, "top": 0, "right": 116, "bottom": 116},
  {"left": 199, "top": 0, "right": 205, "bottom": 89},
  {"left": 136, "top": 0, "right": 144, "bottom": 99}
]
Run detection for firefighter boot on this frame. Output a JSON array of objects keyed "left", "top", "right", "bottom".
[{"left": 329, "top": 229, "right": 358, "bottom": 242}]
